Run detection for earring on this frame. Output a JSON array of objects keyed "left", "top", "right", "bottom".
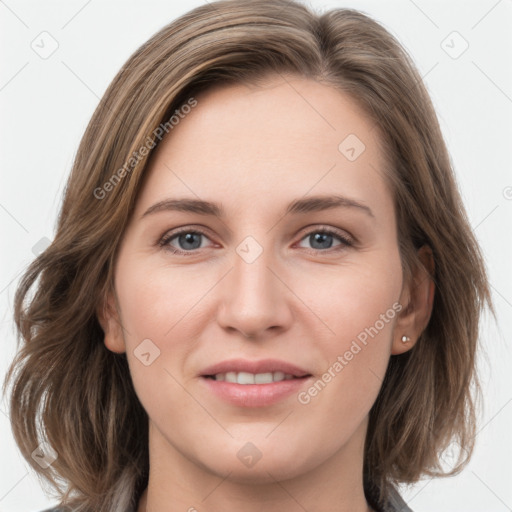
[{"left": 401, "top": 335, "right": 411, "bottom": 343}]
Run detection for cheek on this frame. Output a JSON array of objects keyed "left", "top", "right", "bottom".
[
  {"left": 303, "top": 251, "right": 402, "bottom": 350},
  {"left": 294, "top": 250, "right": 402, "bottom": 413},
  {"left": 112, "top": 254, "right": 216, "bottom": 404},
  {"left": 114, "top": 254, "right": 209, "bottom": 342}
]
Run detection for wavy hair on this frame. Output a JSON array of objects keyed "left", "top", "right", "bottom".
[{"left": 3, "top": 0, "right": 491, "bottom": 510}]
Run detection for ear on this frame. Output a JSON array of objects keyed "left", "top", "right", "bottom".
[
  {"left": 96, "top": 290, "right": 126, "bottom": 354},
  {"left": 392, "top": 245, "right": 435, "bottom": 355}
]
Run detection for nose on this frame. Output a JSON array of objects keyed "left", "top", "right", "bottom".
[{"left": 216, "top": 244, "right": 293, "bottom": 340}]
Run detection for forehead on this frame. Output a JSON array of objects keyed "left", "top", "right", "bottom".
[{"left": 134, "top": 75, "right": 391, "bottom": 219}]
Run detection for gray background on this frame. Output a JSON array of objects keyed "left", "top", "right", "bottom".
[{"left": 1, "top": 0, "right": 511, "bottom": 510}]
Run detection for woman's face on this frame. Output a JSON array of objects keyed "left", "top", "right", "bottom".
[{"left": 104, "top": 75, "right": 409, "bottom": 483}]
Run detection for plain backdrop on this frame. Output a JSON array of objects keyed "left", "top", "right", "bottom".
[{"left": 1, "top": 0, "right": 511, "bottom": 511}]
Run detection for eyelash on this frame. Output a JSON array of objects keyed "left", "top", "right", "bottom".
[{"left": 158, "top": 225, "right": 355, "bottom": 256}]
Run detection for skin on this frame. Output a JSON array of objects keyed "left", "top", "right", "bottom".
[{"left": 98, "top": 74, "right": 434, "bottom": 512}]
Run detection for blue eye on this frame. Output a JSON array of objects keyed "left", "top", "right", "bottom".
[
  {"left": 159, "top": 226, "right": 353, "bottom": 255},
  {"left": 297, "top": 229, "right": 353, "bottom": 251},
  {"left": 159, "top": 229, "right": 211, "bottom": 254}
]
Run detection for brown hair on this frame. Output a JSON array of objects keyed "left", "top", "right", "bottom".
[{"left": 3, "top": 0, "right": 491, "bottom": 510}]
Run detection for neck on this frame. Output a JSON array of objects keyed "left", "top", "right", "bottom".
[{"left": 138, "top": 419, "right": 373, "bottom": 512}]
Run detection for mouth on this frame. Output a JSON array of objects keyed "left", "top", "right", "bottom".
[
  {"left": 203, "top": 371, "right": 306, "bottom": 384},
  {"left": 199, "top": 359, "right": 313, "bottom": 407}
]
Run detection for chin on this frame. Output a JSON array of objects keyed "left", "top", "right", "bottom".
[
  {"left": 192, "top": 437, "right": 327, "bottom": 485},
  {"left": 204, "top": 457, "right": 308, "bottom": 485}
]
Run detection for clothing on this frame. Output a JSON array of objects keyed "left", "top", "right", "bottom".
[
  {"left": 385, "top": 486, "right": 413, "bottom": 511},
  {"left": 40, "top": 488, "right": 413, "bottom": 512}
]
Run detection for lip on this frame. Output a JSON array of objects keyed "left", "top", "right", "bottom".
[
  {"left": 200, "top": 358, "right": 310, "bottom": 378},
  {"left": 199, "top": 358, "right": 312, "bottom": 408}
]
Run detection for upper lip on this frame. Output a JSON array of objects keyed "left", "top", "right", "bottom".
[{"left": 201, "top": 359, "right": 311, "bottom": 378}]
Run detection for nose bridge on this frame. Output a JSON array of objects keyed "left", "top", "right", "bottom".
[{"left": 217, "top": 235, "right": 291, "bottom": 337}]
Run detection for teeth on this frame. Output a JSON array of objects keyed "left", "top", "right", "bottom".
[
  {"left": 255, "top": 372, "right": 273, "bottom": 384},
  {"left": 237, "top": 371, "right": 255, "bottom": 385},
  {"left": 214, "top": 371, "right": 296, "bottom": 384}
]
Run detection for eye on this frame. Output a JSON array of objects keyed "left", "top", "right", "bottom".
[
  {"left": 159, "top": 228, "right": 213, "bottom": 255},
  {"left": 158, "top": 225, "right": 354, "bottom": 256},
  {"left": 296, "top": 227, "right": 354, "bottom": 252}
]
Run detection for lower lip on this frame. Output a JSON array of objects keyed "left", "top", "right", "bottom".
[{"left": 200, "top": 376, "right": 312, "bottom": 407}]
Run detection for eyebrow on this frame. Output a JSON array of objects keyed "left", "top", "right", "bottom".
[{"left": 141, "top": 194, "right": 374, "bottom": 219}]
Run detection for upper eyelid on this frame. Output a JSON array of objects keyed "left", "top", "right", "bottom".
[
  {"left": 159, "top": 225, "right": 215, "bottom": 243},
  {"left": 298, "top": 224, "right": 353, "bottom": 239}
]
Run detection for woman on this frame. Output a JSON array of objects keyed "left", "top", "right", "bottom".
[{"left": 3, "top": 0, "right": 491, "bottom": 511}]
